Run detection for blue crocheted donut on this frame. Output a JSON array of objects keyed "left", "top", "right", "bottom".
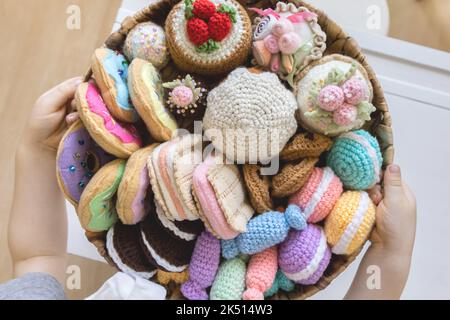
[{"left": 327, "top": 130, "right": 382, "bottom": 190}]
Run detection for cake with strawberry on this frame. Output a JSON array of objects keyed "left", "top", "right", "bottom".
[{"left": 165, "top": 0, "right": 252, "bottom": 75}]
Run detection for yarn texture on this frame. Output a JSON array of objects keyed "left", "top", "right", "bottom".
[
  {"left": 210, "top": 257, "right": 247, "bottom": 300},
  {"left": 264, "top": 270, "right": 295, "bottom": 298}
]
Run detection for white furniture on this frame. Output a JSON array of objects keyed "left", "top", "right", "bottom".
[{"left": 67, "top": 0, "right": 450, "bottom": 299}]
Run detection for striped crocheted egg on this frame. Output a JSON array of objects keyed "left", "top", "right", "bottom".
[
  {"left": 327, "top": 130, "right": 382, "bottom": 190},
  {"left": 324, "top": 191, "right": 376, "bottom": 255},
  {"left": 278, "top": 224, "right": 331, "bottom": 285}
]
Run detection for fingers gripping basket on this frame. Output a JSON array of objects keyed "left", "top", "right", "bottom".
[{"left": 80, "top": 0, "right": 394, "bottom": 300}]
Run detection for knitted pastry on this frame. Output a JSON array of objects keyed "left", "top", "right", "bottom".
[
  {"left": 243, "top": 164, "right": 273, "bottom": 214},
  {"left": 193, "top": 152, "right": 254, "bottom": 239},
  {"left": 156, "top": 270, "right": 190, "bottom": 286},
  {"left": 280, "top": 132, "right": 333, "bottom": 161},
  {"left": 243, "top": 247, "right": 278, "bottom": 300},
  {"left": 279, "top": 224, "right": 331, "bottom": 285},
  {"left": 166, "top": 0, "right": 252, "bottom": 75},
  {"left": 106, "top": 222, "right": 157, "bottom": 279},
  {"left": 210, "top": 257, "right": 247, "bottom": 300},
  {"left": 271, "top": 158, "right": 318, "bottom": 198},
  {"left": 204, "top": 68, "right": 298, "bottom": 162},
  {"left": 295, "top": 54, "right": 376, "bottom": 136},
  {"left": 288, "top": 167, "right": 343, "bottom": 223},
  {"left": 264, "top": 270, "right": 295, "bottom": 298},
  {"left": 327, "top": 130, "right": 382, "bottom": 190},
  {"left": 181, "top": 231, "right": 221, "bottom": 300},
  {"left": 325, "top": 191, "right": 376, "bottom": 255},
  {"left": 128, "top": 58, "right": 178, "bottom": 142},
  {"left": 124, "top": 22, "right": 169, "bottom": 69},
  {"left": 76, "top": 82, "right": 142, "bottom": 159},
  {"left": 56, "top": 120, "right": 114, "bottom": 206},
  {"left": 91, "top": 48, "right": 138, "bottom": 123},
  {"left": 78, "top": 160, "right": 125, "bottom": 232},
  {"left": 117, "top": 144, "right": 158, "bottom": 225},
  {"left": 251, "top": 2, "right": 326, "bottom": 86}
]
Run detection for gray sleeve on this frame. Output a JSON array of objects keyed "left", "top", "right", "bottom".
[{"left": 0, "top": 273, "right": 66, "bottom": 300}]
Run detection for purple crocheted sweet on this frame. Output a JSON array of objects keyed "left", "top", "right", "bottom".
[
  {"left": 181, "top": 231, "right": 221, "bottom": 300},
  {"left": 278, "top": 224, "right": 331, "bottom": 285}
]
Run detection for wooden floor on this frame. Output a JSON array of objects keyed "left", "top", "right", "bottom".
[{"left": 0, "top": 0, "right": 448, "bottom": 300}]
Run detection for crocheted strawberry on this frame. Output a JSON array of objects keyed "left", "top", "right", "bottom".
[
  {"left": 193, "top": 0, "right": 216, "bottom": 20},
  {"left": 187, "top": 18, "right": 210, "bottom": 45},
  {"left": 208, "top": 12, "right": 232, "bottom": 42}
]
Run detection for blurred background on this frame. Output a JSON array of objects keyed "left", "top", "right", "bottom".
[{"left": 0, "top": 0, "right": 449, "bottom": 300}]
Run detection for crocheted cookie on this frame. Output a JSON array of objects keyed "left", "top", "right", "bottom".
[
  {"left": 106, "top": 222, "right": 157, "bottom": 279},
  {"left": 279, "top": 224, "right": 331, "bottom": 285},
  {"left": 56, "top": 120, "right": 114, "bottom": 206},
  {"left": 76, "top": 82, "right": 142, "bottom": 159},
  {"left": 124, "top": 22, "right": 169, "bottom": 69},
  {"left": 166, "top": 0, "right": 252, "bottom": 75},
  {"left": 78, "top": 159, "right": 125, "bottom": 232},
  {"left": 327, "top": 130, "right": 382, "bottom": 190},
  {"left": 280, "top": 132, "right": 333, "bottom": 161},
  {"left": 325, "top": 191, "right": 376, "bottom": 255},
  {"left": 243, "top": 164, "right": 273, "bottom": 214},
  {"left": 91, "top": 48, "right": 138, "bottom": 123},
  {"left": 251, "top": 2, "right": 326, "bottom": 86},
  {"left": 271, "top": 157, "right": 318, "bottom": 198},
  {"left": 204, "top": 68, "right": 298, "bottom": 162},
  {"left": 117, "top": 144, "right": 158, "bottom": 225},
  {"left": 295, "top": 54, "right": 376, "bottom": 136},
  {"left": 210, "top": 257, "right": 247, "bottom": 300},
  {"left": 128, "top": 58, "right": 178, "bottom": 142}
]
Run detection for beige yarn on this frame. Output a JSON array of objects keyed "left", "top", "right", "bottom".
[{"left": 203, "top": 68, "right": 298, "bottom": 163}]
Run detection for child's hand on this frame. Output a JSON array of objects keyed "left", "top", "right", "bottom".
[{"left": 22, "top": 77, "right": 82, "bottom": 152}]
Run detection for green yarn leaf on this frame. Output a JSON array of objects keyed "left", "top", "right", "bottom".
[
  {"left": 286, "top": 42, "right": 313, "bottom": 87},
  {"left": 344, "top": 62, "right": 358, "bottom": 81},
  {"left": 357, "top": 101, "right": 376, "bottom": 121},
  {"left": 325, "top": 68, "right": 346, "bottom": 86},
  {"left": 218, "top": 4, "right": 237, "bottom": 23},
  {"left": 185, "top": 0, "right": 194, "bottom": 19},
  {"left": 196, "top": 39, "right": 220, "bottom": 53}
]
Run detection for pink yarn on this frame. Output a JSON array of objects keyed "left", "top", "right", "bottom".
[
  {"left": 342, "top": 78, "right": 366, "bottom": 105},
  {"left": 263, "top": 34, "right": 280, "bottom": 54},
  {"left": 271, "top": 18, "right": 294, "bottom": 37},
  {"left": 333, "top": 103, "right": 358, "bottom": 126},
  {"left": 318, "top": 85, "right": 345, "bottom": 112},
  {"left": 171, "top": 86, "right": 194, "bottom": 107},
  {"left": 278, "top": 32, "right": 302, "bottom": 55},
  {"left": 243, "top": 246, "right": 278, "bottom": 300},
  {"left": 270, "top": 54, "right": 280, "bottom": 73}
]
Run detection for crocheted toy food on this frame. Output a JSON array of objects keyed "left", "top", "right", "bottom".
[
  {"left": 78, "top": 160, "right": 125, "bottom": 232},
  {"left": 193, "top": 152, "right": 254, "bottom": 239},
  {"left": 166, "top": 0, "right": 252, "bottom": 75},
  {"left": 264, "top": 270, "right": 295, "bottom": 298},
  {"left": 280, "top": 132, "right": 333, "bottom": 161},
  {"left": 325, "top": 191, "right": 376, "bottom": 255},
  {"left": 76, "top": 82, "right": 142, "bottom": 159},
  {"left": 243, "top": 165, "right": 273, "bottom": 214},
  {"left": 296, "top": 54, "right": 376, "bottom": 136},
  {"left": 124, "top": 22, "right": 170, "bottom": 69},
  {"left": 92, "top": 48, "right": 138, "bottom": 123},
  {"left": 56, "top": 120, "right": 114, "bottom": 206},
  {"left": 156, "top": 270, "right": 190, "bottom": 286},
  {"left": 327, "top": 130, "right": 383, "bottom": 190},
  {"left": 117, "top": 145, "right": 158, "bottom": 225},
  {"left": 106, "top": 222, "right": 157, "bottom": 279},
  {"left": 251, "top": 2, "right": 326, "bottom": 86},
  {"left": 288, "top": 167, "right": 343, "bottom": 223},
  {"left": 181, "top": 231, "right": 221, "bottom": 300},
  {"left": 279, "top": 224, "right": 331, "bottom": 285},
  {"left": 128, "top": 58, "right": 178, "bottom": 142},
  {"left": 203, "top": 68, "right": 298, "bottom": 163},
  {"left": 210, "top": 257, "right": 247, "bottom": 300}
]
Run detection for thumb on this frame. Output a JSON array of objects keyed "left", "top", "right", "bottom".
[{"left": 383, "top": 164, "right": 404, "bottom": 206}]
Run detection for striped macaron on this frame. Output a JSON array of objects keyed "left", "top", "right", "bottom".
[
  {"left": 278, "top": 224, "right": 331, "bottom": 285},
  {"left": 325, "top": 191, "right": 376, "bottom": 255}
]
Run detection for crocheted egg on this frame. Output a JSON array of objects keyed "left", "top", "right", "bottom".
[
  {"left": 210, "top": 257, "right": 247, "bottom": 300},
  {"left": 325, "top": 191, "right": 376, "bottom": 255},
  {"left": 204, "top": 68, "right": 298, "bottom": 163},
  {"left": 295, "top": 54, "right": 375, "bottom": 136},
  {"left": 327, "top": 130, "right": 382, "bottom": 190},
  {"left": 124, "top": 22, "right": 169, "bottom": 69},
  {"left": 279, "top": 224, "right": 331, "bottom": 285}
]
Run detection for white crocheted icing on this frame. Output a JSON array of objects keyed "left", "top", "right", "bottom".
[{"left": 155, "top": 199, "right": 197, "bottom": 241}]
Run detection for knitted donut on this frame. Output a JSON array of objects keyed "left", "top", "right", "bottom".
[{"left": 327, "top": 130, "right": 383, "bottom": 190}]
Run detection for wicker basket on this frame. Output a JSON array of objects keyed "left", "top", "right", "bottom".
[{"left": 82, "top": 0, "right": 394, "bottom": 300}]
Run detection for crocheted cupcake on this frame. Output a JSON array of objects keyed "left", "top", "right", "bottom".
[
  {"left": 210, "top": 257, "right": 247, "bottom": 300},
  {"left": 165, "top": 0, "right": 252, "bottom": 75},
  {"left": 251, "top": 2, "right": 326, "bottom": 86},
  {"left": 279, "top": 224, "right": 331, "bottom": 285},
  {"left": 327, "top": 130, "right": 383, "bottom": 190},
  {"left": 295, "top": 54, "right": 376, "bottom": 136},
  {"left": 204, "top": 68, "right": 298, "bottom": 163},
  {"left": 325, "top": 191, "right": 376, "bottom": 256}
]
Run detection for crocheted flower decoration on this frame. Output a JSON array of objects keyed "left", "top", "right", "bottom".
[
  {"left": 185, "top": 0, "right": 236, "bottom": 53},
  {"left": 306, "top": 63, "right": 376, "bottom": 129},
  {"left": 163, "top": 75, "right": 207, "bottom": 116}
]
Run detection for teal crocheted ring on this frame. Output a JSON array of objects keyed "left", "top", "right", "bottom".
[{"left": 327, "top": 130, "right": 382, "bottom": 190}]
